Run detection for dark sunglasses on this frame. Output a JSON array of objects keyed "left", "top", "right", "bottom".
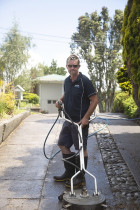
[{"left": 67, "top": 65, "right": 79, "bottom": 68}]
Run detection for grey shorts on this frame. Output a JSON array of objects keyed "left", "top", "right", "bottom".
[{"left": 58, "top": 121, "right": 89, "bottom": 150}]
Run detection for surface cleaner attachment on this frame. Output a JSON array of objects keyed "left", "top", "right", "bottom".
[{"left": 57, "top": 103, "right": 106, "bottom": 210}]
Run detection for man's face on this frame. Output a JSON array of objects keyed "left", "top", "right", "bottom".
[{"left": 66, "top": 59, "right": 80, "bottom": 77}]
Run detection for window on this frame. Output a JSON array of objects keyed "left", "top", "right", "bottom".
[
  {"left": 53, "top": 100, "right": 57, "bottom": 104},
  {"left": 48, "top": 100, "right": 57, "bottom": 104},
  {"left": 48, "top": 100, "right": 51, "bottom": 104}
]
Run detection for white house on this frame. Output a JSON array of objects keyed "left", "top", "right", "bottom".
[{"left": 35, "top": 74, "right": 66, "bottom": 113}]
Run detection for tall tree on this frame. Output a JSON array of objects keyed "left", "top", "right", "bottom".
[
  {"left": 71, "top": 7, "right": 123, "bottom": 112},
  {"left": 0, "top": 23, "right": 31, "bottom": 84},
  {"left": 121, "top": 0, "right": 140, "bottom": 114}
]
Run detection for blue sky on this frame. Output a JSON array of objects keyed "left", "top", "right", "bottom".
[{"left": 0, "top": 0, "right": 128, "bottom": 76}]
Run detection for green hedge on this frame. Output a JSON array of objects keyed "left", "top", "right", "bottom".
[
  {"left": 123, "top": 96, "right": 138, "bottom": 118},
  {"left": 112, "top": 92, "right": 128, "bottom": 113},
  {"left": 112, "top": 92, "right": 138, "bottom": 118},
  {"left": 23, "top": 92, "right": 39, "bottom": 104}
]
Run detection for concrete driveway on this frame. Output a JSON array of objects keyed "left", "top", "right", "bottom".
[
  {"left": 0, "top": 113, "right": 140, "bottom": 209},
  {"left": 0, "top": 114, "right": 61, "bottom": 209}
]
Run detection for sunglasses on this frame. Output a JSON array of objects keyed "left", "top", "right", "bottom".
[{"left": 67, "top": 65, "right": 79, "bottom": 68}]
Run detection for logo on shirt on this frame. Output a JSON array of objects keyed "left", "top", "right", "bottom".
[{"left": 74, "top": 85, "right": 80, "bottom": 88}]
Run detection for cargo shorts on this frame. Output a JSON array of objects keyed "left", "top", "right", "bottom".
[{"left": 58, "top": 121, "right": 89, "bottom": 150}]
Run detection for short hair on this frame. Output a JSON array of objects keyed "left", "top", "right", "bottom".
[{"left": 66, "top": 54, "right": 80, "bottom": 65}]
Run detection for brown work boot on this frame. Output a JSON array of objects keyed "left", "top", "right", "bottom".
[
  {"left": 65, "top": 173, "right": 86, "bottom": 188},
  {"left": 65, "top": 156, "right": 88, "bottom": 188}
]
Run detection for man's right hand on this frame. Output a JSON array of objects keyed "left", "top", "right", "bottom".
[{"left": 55, "top": 100, "right": 63, "bottom": 109}]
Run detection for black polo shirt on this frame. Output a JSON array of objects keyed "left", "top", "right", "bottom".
[{"left": 64, "top": 72, "right": 96, "bottom": 122}]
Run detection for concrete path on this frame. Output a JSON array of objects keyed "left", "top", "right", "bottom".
[
  {"left": 0, "top": 114, "right": 61, "bottom": 210},
  {"left": 0, "top": 113, "right": 113, "bottom": 209},
  {"left": 0, "top": 113, "right": 140, "bottom": 209}
]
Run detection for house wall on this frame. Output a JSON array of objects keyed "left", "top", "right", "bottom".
[{"left": 39, "top": 82, "right": 63, "bottom": 113}]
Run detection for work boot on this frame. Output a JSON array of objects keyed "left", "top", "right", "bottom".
[
  {"left": 53, "top": 153, "right": 75, "bottom": 182},
  {"left": 65, "top": 156, "right": 88, "bottom": 188},
  {"left": 65, "top": 173, "right": 86, "bottom": 188}
]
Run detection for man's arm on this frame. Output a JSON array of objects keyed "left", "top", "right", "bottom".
[{"left": 80, "top": 94, "right": 98, "bottom": 127}]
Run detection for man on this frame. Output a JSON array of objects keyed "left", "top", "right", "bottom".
[{"left": 54, "top": 54, "right": 98, "bottom": 188}]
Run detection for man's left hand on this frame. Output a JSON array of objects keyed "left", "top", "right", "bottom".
[{"left": 78, "top": 117, "right": 89, "bottom": 128}]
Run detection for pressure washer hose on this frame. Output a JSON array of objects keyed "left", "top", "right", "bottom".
[
  {"left": 43, "top": 102, "right": 84, "bottom": 159},
  {"left": 43, "top": 111, "right": 140, "bottom": 160},
  {"left": 43, "top": 107, "right": 107, "bottom": 160},
  {"left": 43, "top": 112, "right": 60, "bottom": 160}
]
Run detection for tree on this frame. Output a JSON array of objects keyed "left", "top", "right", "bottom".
[
  {"left": 0, "top": 49, "right": 5, "bottom": 92},
  {"left": 121, "top": 0, "right": 140, "bottom": 114},
  {"left": 14, "top": 70, "right": 31, "bottom": 92},
  {"left": 35, "top": 60, "right": 67, "bottom": 76},
  {"left": 70, "top": 7, "right": 123, "bottom": 112},
  {"left": 14, "top": 64, "right": 44, "bottom": 92},
  {"left": 30, "top": 66, "right": 44, "bottom": 80},
  {"left": 116, "top": 65, "right": 132, "bottom": 94},
  {"left": 47, "top": 59, "right": 67, "bottom": 75},
  {"left": 0, "top": 23, "right": 31, "bottom": 84}
]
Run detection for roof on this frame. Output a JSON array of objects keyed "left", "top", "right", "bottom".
[
  {"left": 36, "top": 74, "right": 67, "bottom": 83},
  {"left": 15, "top": 85, "right": 25, "bottom": 91}
]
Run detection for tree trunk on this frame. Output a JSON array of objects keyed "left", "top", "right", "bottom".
[{"left": 133, "top": 83, "right": 140, "bottom": 115}]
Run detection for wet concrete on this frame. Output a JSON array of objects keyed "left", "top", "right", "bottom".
[
  {"left": 0, "top": 114, "right": 59, "bottom": 209},
  {"left": 41, "top": 125, "right": 114, "bottom": 210},
  {"left": 0, "top": 113, "right": 140, "bottom": 209}
]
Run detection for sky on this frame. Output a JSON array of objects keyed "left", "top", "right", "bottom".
[{"left": 0, "top": 0, "right": 128, "bottom": 77}]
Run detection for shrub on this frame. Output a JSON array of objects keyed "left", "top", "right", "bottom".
[
  {"left": 0, "top": 95, "right": 5, "bottom": 116},
  {"left": 4, "top": 93, "right": 16, "bottom": 114},
  {"left": 112, "top": 92, "right": 138, "bottom": 118},
  {"left": 123, "top": 96, "right": 138, "bottom": 118},
  {"left": 23, "top": 92, "right": 39, "bottom": 104},
  {"left": 112, "top": 92, "right": 129, "bottom": 113},
  {"left": 0, "top": 93, "right": 16, "bottom": 116}
]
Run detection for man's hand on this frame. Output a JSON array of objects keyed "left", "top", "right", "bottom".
[
  {"left": 55, "top": 100, "right": 63, "bottom": 109},
  {"left": 55, "top": 95, "right": 64, "bottom": 109},
  {"left": 78, "top": 94, "right": 98, "bottom": 127},
  {"left": 78, "top": 117, "right": 89, "bottom": 128}
]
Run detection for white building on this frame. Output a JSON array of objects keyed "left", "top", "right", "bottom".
[
  {"left": 15, "top": 85, "right": 25, "bottom": 100},
  {"left": 35, "top": 74, "right": 66, "bottom": 113}
]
